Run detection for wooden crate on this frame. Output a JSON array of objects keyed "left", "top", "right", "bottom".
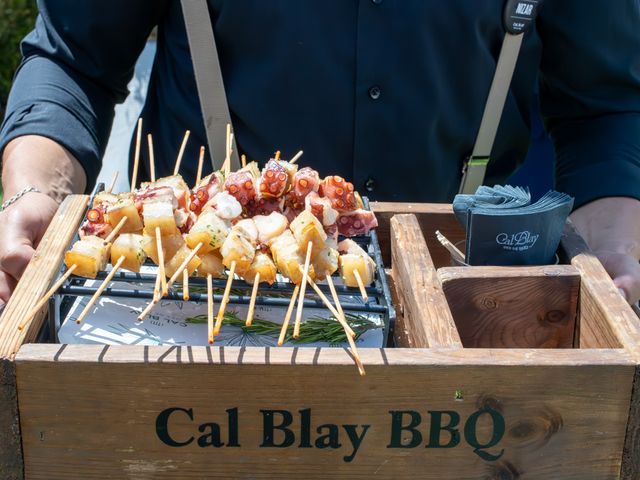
[{"left": 1, "top": 197, "right": 640, "bottom": 479}]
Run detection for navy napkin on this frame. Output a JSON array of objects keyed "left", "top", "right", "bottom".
[{"left": 453, "top": 186, "right": 574, "bottom": 266}]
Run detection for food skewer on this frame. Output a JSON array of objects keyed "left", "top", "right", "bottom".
[
  {"left": 138, "top": 243, "right": 203, "bottom": 321},
  {"left": 195, "top": 146, "right": 205, "bottom": 186},
  {"left": 289, "top": 150, "right": 303, "bottom": 164},
  {"left": 278, "top": 284, "right": 300, "bottom": 346},
  {"left": 147, "top": 133, "right": 156, "bottom": 182},
  {"left": 75, "top": 255, "right": 126, "bottom": 324},
  {"left": 304, "top": 274, "right": 364, "bottom": 375},
  {"left": 103, "top": 216, "right": 128, "bottom": 244},
  {"left": 155, "top": 227, "right": 167, "bottom": 296},
  {"left": 165, "top": 242, "right": 203, "bottom": 290},
  {"left": 294, "top": 241, "right": 313, "bottom": 338},
  {"left": 182, "top": 269, "right": 190, "bottom": 301},
  {"left": 213, "top": 260, "right": 236, "bottom": 336},
  {"left": 131, "top": 117, "right": 143, "bottom": 192},
  {"left": 245, "top": 272, "right": 260, "bottom": 326},
  {"left": 207, "top": 273, "right": 214, "bottom": 344},
  {"left": 353, "top": 270, "right": 368, "bottom": 302},
  {"left": 435, "top": 229, "right": 465, "bottom": 264},
  {"left": 174, "top": 130, "right": 191, "bottom": 175},
  {"left": 18, "top": 265, "right": 78, "bottom": 331},
  {"left": 106, "top": 171, "right": 119, "bottom": 194}
]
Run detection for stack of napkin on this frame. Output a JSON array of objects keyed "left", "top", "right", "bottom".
[{"left": 453, "top": 185, "right": 574, "bottom": 266}]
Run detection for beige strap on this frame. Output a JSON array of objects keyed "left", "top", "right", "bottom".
[
  {"left": 459, "top": 32, "right": 524, "bottom": 194},
  {"left": 181, "top": 0, "right": 240, "bottom": 171}
]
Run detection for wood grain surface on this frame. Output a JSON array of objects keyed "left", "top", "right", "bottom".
[
  {"left": 390, "top": 214, "right": 461, "bottom": 348},
  {"left": 0, "top": 195, "right": 88, "bottom": 358},
  {"left": 372, "top": 202, "right": 465, "bottom": 268},
  {"left": 0, "top": 359, "right": 22, "bottom": 480},
  {"left": 16, "top": 344, "right": 635, "bottom": 480},
  {"left": 439, "top": 265, "right": 580, "bottom": 349}
]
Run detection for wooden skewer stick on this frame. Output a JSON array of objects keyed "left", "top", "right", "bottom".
[
  {"left": 304, "top": 274, "right": 365, "bottom": 376},
  {"left": 207, "top": 274, "right": 214, "bottom": 344},
  {"left": 195, "top": 146, "right": 205, "bottom": 186},
  {"left": 326, "top": 274, "right": 355, "bottom": 338},
  {"left": 278, "top": 284, "right": 300, "bottom": 346},
  {"left": 138, "top": 293, "right": 159, "bottom": 321},
  {"left": 222, "top": 123, "right": 231, "bottom": 176},
  {"left": 19, "top": 265, "right": 78, "bottom": 331},
  {"left": 165, "top": 242, "right": 203, "bottom": 291},
  {"left": 241, "top": 154, "right": 247, "bottom": 169},
  {"left": 174, "top": 130, "right": 191, "bottom": 175},
  {"left": 245, "top": 272, "right": 260, "bottom": 327},
  {"left": 353, "top": 269, "right": 368, "bottom": 302},
  {"left": 274, "top": 150, "right": 281, "bottom": 160},
  {"left": 294, "top": 241, "right": 313, "bottom": 338},
  {"left": 103, "top": 216, "right": 128, "bottom": 244},
  {"left": 131, "top": 117, "right": 142, "bottom": 192},
  {"left": 289, "top": 150, "right": 303, "bottom": 164},
  {"left": 152, "top": 264, "right": 162, "bottom": 302},
  {"left": 75, "top": 256, "right": 126, "bottom": 325},
  {"left": 155, "top": 227, "right": 167, "bottom": 296},
  {"left": 305, "top": 274, "right": 355, "bottom": 338},
  {"left": 213, "top": 260, "right": 236, "bottom": 335},
  {"left": 147, "top": 133, "right": 156, "bottom": 182},
  {"left": 435, "top": 230, "right": 465, "bottom": 264},
  {"left": 106, "top": 171, "right": 119, "bottom": 194},
  {"left": 183, "top": 269, "right": 190, "bottom": 301}
]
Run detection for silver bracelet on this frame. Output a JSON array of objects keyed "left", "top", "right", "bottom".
[{"left": 0, "top": 186, "right": 42, "bottom": 212}]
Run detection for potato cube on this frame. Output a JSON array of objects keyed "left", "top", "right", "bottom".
[
  {"left": 197, "top": 251, "right": 226, "bottom": 278},
  {"left": 107, "top": 197, "right": 144, "bottom": 233},
  {"left": 142, "top": 202, "right": 178, "bottom": 236},
  {"left": 110, "top": 233, "right": 149, "bottom": 273},
  {"left": 64, "top": 236, "right": 109, "bottom": 278},
  {"left": 164, "top": 244, "right": 202, "bottom": 278},
  {"left": 186, "top": 208, "right": 230, "bottom": 253}
]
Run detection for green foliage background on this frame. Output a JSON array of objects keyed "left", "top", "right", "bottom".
[{"left": 0, "top": 0, "right": 37, "bottom": 118}]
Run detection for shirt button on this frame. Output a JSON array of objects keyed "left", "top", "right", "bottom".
[
  {"left": 371, "top": 0, "right": 383, "bottom": 4},
  {"left": 365, "top": 178, "right": 376, "bottom": 192},
  {"left": 368, "top": 85, "right": 381, "bottom": 100}
]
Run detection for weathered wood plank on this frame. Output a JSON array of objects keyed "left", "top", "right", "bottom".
[
  {"left": 559, "top": 220, "right": 640, "bottom": 350},
  {"left": 439, "top": 265, "right": 580, "bottom": 349},
  {"left": 390, "top": 214, "right": 462, "bottom": 348},
  {"left": 15, "top": 344, "right": 634, "bottom": 480},
  {"left": 0, "top": 195, "right": 88, "bottom": 358},
  {"left": 372, "top": 202, "right": 465, "bottom": 269},
  {"left": 0, "top": 358, "right": 22, "bottom": 480}
]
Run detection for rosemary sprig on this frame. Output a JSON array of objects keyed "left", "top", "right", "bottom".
[{"left": 186, "top": 311, "right": 378, "bottom": 345}]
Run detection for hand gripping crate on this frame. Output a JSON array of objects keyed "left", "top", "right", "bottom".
[{"left": 1, "top": 197, "right": 640, "bottom": 479}]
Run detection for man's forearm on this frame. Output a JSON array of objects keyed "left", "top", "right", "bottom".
[
  {"left": 569, "top": 197, "right": 640, "bottom": 258},
  {"left": 2, "top": 135, "right": 87, "bottom": 202}
]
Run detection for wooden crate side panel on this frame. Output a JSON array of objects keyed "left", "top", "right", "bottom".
[
  {"left": 439, "top": 266, "right": 580, "bottom": 349},
  {"left": 16, "top": 345, "right": 634, "bottom": 480},
  {"left": 372, "top": 202, "right": 464, "bottom": 269},
  {"left": 390, "top": 214, "right": 462, "bottom": 348},
  {"left": 0, "top": 195, "right": 89, "bottom": 358},
  {"left": 0, "top": 359, "right": 22, "bottom": 480}
]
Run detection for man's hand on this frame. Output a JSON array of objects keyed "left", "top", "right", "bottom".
[
  {"left": 0, "top": 135, "right": 86, "bottom": 309},
  {"left": 570, "top": 197, "right": 640, "bottom": 305},
  {"left": 0, "top": 192, "right": 59, "bottom": 305}
]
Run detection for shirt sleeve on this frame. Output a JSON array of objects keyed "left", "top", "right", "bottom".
[
  {"left": 537, "top": 0, "right": 640, "bottom": 209},
  {"left": 0, "top": 0, "right": 168, "bottom": 187}
]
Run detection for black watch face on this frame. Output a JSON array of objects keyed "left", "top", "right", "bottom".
[{"left": 503, "top": 0, "right": 541, "bottom": 35}]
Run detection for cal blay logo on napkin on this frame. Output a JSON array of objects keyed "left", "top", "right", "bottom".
[{"left": 453, "top": 186, "right": 574, "bottom": 266}]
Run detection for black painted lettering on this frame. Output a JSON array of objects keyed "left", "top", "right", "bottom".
[
  {"left": 226, "top": 408, "right": 240, "bottom": 447},
  {"left": 156, "top": 407, "right": 194, "bottom": 447},
  {"left": 464, "top": 407, "right": 505, "bottom": 461},
  {"left": 299, "top": 408, "right": 312, "bottom": 448},
  {"left": 426, "top": 411, "right": 460, "bottom": 449},
  {"left": 342, "top": 424, "right": 370, "bottom": 463},
  {"left": 197, "top": 423, "right": 224, "bottom": 448},
  {"left": 387, "top": 410, "right": 422, "bottom": 448},
  {"left": 260, "top": 409, "right": 295, "bottom": 448},
  {"left": 315, "top": 424, "right": 342, "bottom": 449}
]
